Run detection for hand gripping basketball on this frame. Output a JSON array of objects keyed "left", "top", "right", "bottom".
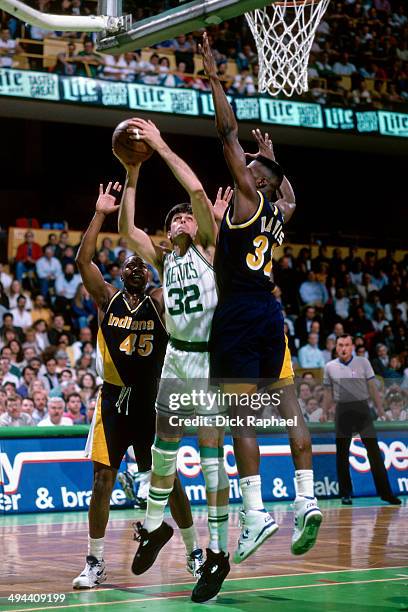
[{"left": 112, "top": 118, "right": 154, "bottom": 166}]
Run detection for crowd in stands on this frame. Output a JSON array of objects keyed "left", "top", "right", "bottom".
[
  {"left": 1, "top": 0, "right": 408, "bottom": 109},
  {"left": 0, "top": 224, "right": 407, "bottom": 428},
  {"left": 273, "top": 244, "right": 408, "bottom": 422}
]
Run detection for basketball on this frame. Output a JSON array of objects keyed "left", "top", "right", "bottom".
[{"left": 112, "top": 119, "right": 154, "bottom": 164}]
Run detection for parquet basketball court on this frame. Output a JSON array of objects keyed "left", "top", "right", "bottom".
[{"left": 2, "top": 498, "right": 407, "bottom": 611}]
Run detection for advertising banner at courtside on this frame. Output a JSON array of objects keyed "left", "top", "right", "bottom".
[{"left": 0, "top": 429, "right": 407, "bottom": 514}]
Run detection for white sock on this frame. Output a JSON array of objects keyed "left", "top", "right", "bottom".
[
  {"left": 295, "top": 470, "right": 314, "bottom": 498},
  {"left": 208, "top": 505, "right": 229, "bottom": 553},
  {"left": 88, "top": 535, "right": 104, "bottom": 561},
  {"left": 239, "top": 475, "right": 264, "bottom": 511},
  {"left": 144, "top": 485, "right": 173, "bottom": 533},
  {"left": 180, "top": 525, "right": 198, "bottom": 555},
  {"left": 137, "top": 470, "right": 151, "bottom": 500}
]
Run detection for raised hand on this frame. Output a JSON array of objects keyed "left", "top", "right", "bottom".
[
  {"left": 245, "top": 128, "right": 275, "bottom": 161},
  {"left": 198, "top": 31, "right": 218, "bottom": 78},
  {"left": 96, "top": 182, "right": 122, "bottom": 215},
  {"left": 213, "top": 186, "right": 233, "bottom": 223},
  {"left": 126, "top": 118, "right": 164, "bottom": 150}
]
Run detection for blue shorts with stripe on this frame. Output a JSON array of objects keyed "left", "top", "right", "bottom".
[{"left": 209, "top": 293, "right": 293, "bottom": 385}]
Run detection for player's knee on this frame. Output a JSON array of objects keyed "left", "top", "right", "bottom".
[
  {"left": 218, "top": 460, "right": 230, "bottom": 491},
  {"left": 152, "top": 438, "right": 179, "bottom": 477},
  {"left": 200, "top": 448, "right": 229, "bottom": 492},
  {"left": 292, "top": 434, "right": 312, "bottom": 458}
]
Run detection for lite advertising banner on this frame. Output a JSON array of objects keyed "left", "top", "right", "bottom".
[{"left": 0, "top": 69, "right": 407, "bottom": 138}]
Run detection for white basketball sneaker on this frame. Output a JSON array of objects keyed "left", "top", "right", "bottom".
[
  {"left": 291, "top": 496, "right": 323, "bottom": 556},
  {"left": 233, "top": 509, "right": 279, "bottom": 564},
  {"left": 186, "top": 548, "right": 204, "bottom": 577},
  {"left": 72, "top": 556, "right": 107, "bottom": 589}
]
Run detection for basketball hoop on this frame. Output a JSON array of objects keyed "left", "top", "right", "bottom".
[{"left": 245, "top": 0, "right": 330, "bottom": 97}]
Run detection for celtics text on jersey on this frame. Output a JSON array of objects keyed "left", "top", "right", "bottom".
[{"left": 163, "top": 244, "right": 218, "bottom": 343}]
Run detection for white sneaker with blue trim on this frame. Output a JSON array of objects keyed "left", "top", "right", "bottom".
[
  {"left": 186, "top": 548, "right": 204, "bottom": 577},
  {"left": 233, "top": 509, "right": 279, "bottom": 564},
  {"left": 291, "top": 496, "right": 322, "bottom": 555},
  {"left": 72, "top": 556, "right": 107, "bottom": 589}
]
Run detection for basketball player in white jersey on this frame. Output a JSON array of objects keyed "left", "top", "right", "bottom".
[{"left": 117, "top": 118, "right": 232, "bottom": 603}]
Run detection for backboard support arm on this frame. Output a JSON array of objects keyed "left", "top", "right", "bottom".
[
  {"left": 0, "top": 0, "right": 272, "bottom": 53},
  {"left": 96, "top": 0, "right": 272, "bottom": 53},
  {"left": 0, "top": 0, "right": 128, "bottom": 34}
]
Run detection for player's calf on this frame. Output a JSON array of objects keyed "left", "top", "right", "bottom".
[
  {"left": 200, "top": 445, "right": 230, "bottom": 555},
  {"left": 131, "top": 438, "right": 179, "bottom": 574}
]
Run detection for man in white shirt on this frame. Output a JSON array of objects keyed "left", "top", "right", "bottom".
[
  {"left": 32, "top": 390, "right": 48, "bottom": 424},
  {"left": 113, "top": 238, "right": 133, "bottom": 259},
  {"left": 72, "top": 326, "right": 94, "bottom": 363},
  {"left": 36, "top": 246, "right": 62, "bottom": 297},
  {"left": 0, "top": 262, "right": 12, "bottom": 292},
  {"left": 390, "top": 5, "right": 407, "bottom": 28},
  {"left": 11, "top": 295, "right": 33, "bottom": 330},
  {"left": 298, "top": 333, "right": 326, "bottom": 369},
  {"left": 116, "top": 52, "right": 139, "bottom": 82},
  {"left": 386, "top": 395, "right": 407, "bottom": 422},
  {"left": 55, "top": 263, "right": 82, "bottom": 300},
  {"left": 0, "top": 357, "right": 20, "bottom": 387},
  {"left": 231, "top": 68, "right": 256, "bottom": 95},
  {"left": 38, "top": 397, "right": 73, "bottom": 426},
  {"left": 0, "top": 28, "right": 23, "bottom": 68},
  {"left": 334, "top": 288, "right": 350, "bottom": 319},
  {"left": 0, "top": 395, "right": 34, "bottom": 426},
  {"left": 304, "top": 397, "right": 323, "bottom": 422},
  {"left": 138, "top": 52, "right": 160, "bottom": 85},
  {"left": 322, "top": 337, "right": 336, "bottom": 363},
  {"left": 39, "top": 356, "right": 59, "bottom": 393},
  {"left": 333, "top": 52, "right": 357, "bottom": 76},
  {"left": 101, "top": 54, "right": 122, "bottom": 80}
]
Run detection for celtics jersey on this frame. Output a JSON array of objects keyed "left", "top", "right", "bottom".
[
  {"left": 96, "top": 291, "right": 167, "bottom": 387},
  {"left": 163, "top": 243, "right": 217, "bottom": 343}
]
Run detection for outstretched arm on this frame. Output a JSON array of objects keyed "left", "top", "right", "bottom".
[
  {"left": 213, "top": 185, "right": 234, "bottom": 227},
  {"left": 199, "top": 32, "right": 258, "bottom": 225},
  {"left": 126, "top": 118, "right": 217, "bottom": 249},
  {"left": 246, "top": 128, "right": 296, "bottom": 223},
  {"left": 76, "top": 183, "right": 120, "bottom": 311},
  {"left": 116, "top": 160, "right": 164, "bottom": 277}
]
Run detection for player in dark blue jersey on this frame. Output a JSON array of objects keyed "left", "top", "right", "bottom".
[{"left": 200, "top": 32, "right": 322, "bottom": 564}]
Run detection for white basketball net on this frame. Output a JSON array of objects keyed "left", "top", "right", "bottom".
[{"left": 246, "top": 0, "right": 331, "bottom": 97}]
